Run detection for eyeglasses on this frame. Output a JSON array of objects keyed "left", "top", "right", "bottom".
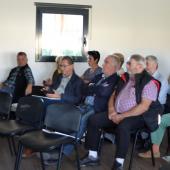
[
  {"left": 126, "top": 61, "right": 131, "bottom": 65},
  {"left": 59, "top": 64, "right": 71, "bottom": 68}
]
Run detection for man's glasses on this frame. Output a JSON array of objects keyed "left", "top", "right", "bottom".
[{"left": 126, "top": 61, "right": 131, "bottom": 65}]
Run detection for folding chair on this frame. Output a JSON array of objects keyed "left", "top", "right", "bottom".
[
  {"left": 0, "top": 96, "right": 44, "bottom": 155},
  {"left": 14, "top": 103, "right": 82, "bottom": 170}
]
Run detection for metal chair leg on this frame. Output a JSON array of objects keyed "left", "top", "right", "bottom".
[
  {"left": 14, "top": 143, "right": 24, "bottom": 170},
  {"left": 7, "top": 137, "right": 13, "bottom": 156},
  {"left": 128, "top": 130, "right": 140, "bottom": 170},
  {"left": 98, "top": 130, "right": 104, "bottom": 156},
  {"left": 149, "top": 134, "right": 155, "bottom": 166},
  {"left": 74, "top": 143, "right": 81, "bottom": 170},
  {"left": 11, "top": 136, "right": 17, "bottom": 155},
  {"left": 166, "top": 128, "right": 170, "bottom": 154},
  {"left": 40, "top": 152, "right": 45, "bottom": 170},
  {"left": 57, "top": 144, "right": 64, "bottom": 170}
]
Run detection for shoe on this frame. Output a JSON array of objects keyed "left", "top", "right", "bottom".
[
  {"left": 138, "top": 150, "right": 160, "bottom": 158},
  {"left": 80, "top": 156, "right": 100, "bottom": 167},
  {"left": 44, "top": 159, "right": 58, "bottom": 166},
  {"left": 64, "top": 151, "right": 76, "bottom": 161},
  {"left": 111, "top": 161, "right": 123, "bottom": 170},
  {"left": 22, "top": 148, "right": 36, "bottom": 158},
  {"left": 36, "top": 152, "right": 59, "bottom": 161}
]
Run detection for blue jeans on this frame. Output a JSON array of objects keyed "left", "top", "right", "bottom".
[
  {"left": 32, "top": 96, "right": 62, "bottom": 109},
  {"left": 63, "top": 105, "right": 95, "bottom": 156},
  {"left": 0, "top": 86, "right": 13, "bottom": 94},
  {"left": 43, "top": 97, "right": 62, "bottom": 108}
]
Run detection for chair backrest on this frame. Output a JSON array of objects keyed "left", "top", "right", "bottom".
[
  {"left": 32, "top": 85, "right": 44, "bottom": 96},
  {"left": 0, "top": 92, "right": 12, "bottom": 118},
  {"left": 16, "top": 96, "right": 44, "bottom": 127},
  {"left": 44, "top": 103, "right": 82, "bottom": 135}
]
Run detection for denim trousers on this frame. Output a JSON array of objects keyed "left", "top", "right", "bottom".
[{"left": 63, "top": 105, "right": 95, "bottom": 156}]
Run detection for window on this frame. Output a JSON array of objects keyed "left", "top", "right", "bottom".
[{"left": 35, "top": 3, "right": 91, "bottom": 62}]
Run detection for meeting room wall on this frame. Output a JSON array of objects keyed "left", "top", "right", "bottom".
[{"left": 0, "top": 0, "right": 170, "bottom": 85}]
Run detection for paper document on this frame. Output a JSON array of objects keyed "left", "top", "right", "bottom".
[
  {"left": 32, "top": 95, "right": 60, "bottom": 100},
  {"left": 42, "top": 129, "right": 77, "bottom": 139}
]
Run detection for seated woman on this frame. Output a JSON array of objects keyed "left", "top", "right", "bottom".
[
  {"left": 43, "top": 56, "right": 62, "bottom": 86},
  {"left": 32, "top": 57, "right": 63, "bottom": 96},
  {"left": 113, "top": 53, "right": 125, "bottom": 76},
  {"left": 138, "top": 113, "right": 170, "bottom": 158},
  {"left": 81, "top": 51, "right": 102, "bottom": 84}
]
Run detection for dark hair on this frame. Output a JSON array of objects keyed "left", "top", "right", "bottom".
[
  {"left": 17, "top": 51, "right": 27, "bottom": 57},
  {"left": 62, "top": 56, "right": 74, "bottom": 65},
  {"left": 88, "top": 50, "right": 100, "bottom": 63}
]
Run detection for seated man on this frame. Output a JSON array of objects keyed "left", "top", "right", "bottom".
[
  {"left": 80, "top": 54, "right": 162, "bottom": 170},
  {"left": 145, "top": 55, "right": 168, "bottom": 107},
  {"left": 23, "top": 56, "right": 84, "bottom": 159},
  {"left": 43, "top": 56, "right": 83, "bottom": 105},
  {"left": 63, "top": 54, "right": 120, "bottom": 156},
  {"left": 0, "top": 52, "right": 34, "bottom": 102}
]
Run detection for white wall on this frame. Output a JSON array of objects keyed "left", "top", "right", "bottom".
[{"left": 0, "top": 0, "right": 170, "bottom": 84}]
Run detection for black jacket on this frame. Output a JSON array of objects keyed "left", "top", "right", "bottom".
[
  {"left": 86, "top": 73, "right": 119, "bottom": 113},
  {"left": 116, "top": 70, "right": 162, "bottom": 132},
  {"left": 51, "top": 72, "right": 83, "bottom": 105},
  {"left": 10, "top": 64, "right": 34, "bottom": 102}
]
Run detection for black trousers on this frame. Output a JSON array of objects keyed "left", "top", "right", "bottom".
[{"left": 85, "top": 112, "right": 145, "bottom": 158}]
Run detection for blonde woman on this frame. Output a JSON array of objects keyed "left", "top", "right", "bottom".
[{"left": 43, "top": 56, "right": 63, "bottom": 86}]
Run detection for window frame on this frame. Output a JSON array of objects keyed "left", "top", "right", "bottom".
[{"left": 35, "top": 3, "right": 91, "bottom": 62}]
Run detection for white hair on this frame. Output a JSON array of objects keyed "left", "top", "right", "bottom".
[
  {"left": 146, "top": 55, "right": 158, "bottom": 65},
  {"left": 130, "top": 54, "right": 146, "bottom": 68},
  {"left": 108, "top": 54, "right": 121, "bottom": 71}
]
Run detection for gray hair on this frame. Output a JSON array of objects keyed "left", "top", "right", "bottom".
[
  {"left": 108, "top": 54, "right": 121, "bottom": 70},
  {"left": 146, "top": 55, "right": 158, "bottom": 64},
  {"left": 130, "top": 54, "right": 146, "bottom": 68}
]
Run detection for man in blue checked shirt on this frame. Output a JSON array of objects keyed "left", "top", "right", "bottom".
[
  {"left": 0, "top": 52, "right": 34, "bottom": 102},
  {"left": 146, "top": 55, "right": 168, "bottom": 108}
]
